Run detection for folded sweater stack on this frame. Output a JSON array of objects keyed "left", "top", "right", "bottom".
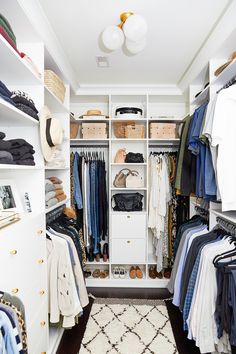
[
  {"left": 0, "top": 81, "right": 39, "bottom": 121},
  {"left": 0, "top": 13, "right": 19, "bottom": 54},
  {"left": 45, "top": 177, "right": 67, "bottom": 209},
  {"left": 0, "top": 132, "right": 35, "bottom": 165}
]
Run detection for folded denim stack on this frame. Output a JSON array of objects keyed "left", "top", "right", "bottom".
[
  {"left": 11, "top": 90, "right": 39, "bottom": 120},
  {"left": 45, "top": 148, "right": 66, "bottom": 168},
  {"left": 45, "top": 177, "right": 67, "bottom": 209},
  {"left": 0, "top": 132, "right": 35, "bottom": 165},
  {"left": 0, "top": 13, "right": 19, "bottom": 54},
  {"left": 0, "top": 80, "right": 15, "bottom": 106}
]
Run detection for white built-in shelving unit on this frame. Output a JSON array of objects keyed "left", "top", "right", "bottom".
[
  {"left": 70, "top": 94, "right": 186, "bottom": 288},
  {"left": 0, "top": 1, "right": 71, "bottom": 353}
]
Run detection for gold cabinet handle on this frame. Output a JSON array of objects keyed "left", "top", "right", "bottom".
[
  {"left": 40, "top": 321, "right": 46, "bottom": 327},
  {"left": 37, "top": 229, "right": 43, "bottom": 235},
  {"left": 127, "top": 240, "right": 131, "bottom": 244},
  {"left": 10, "top": 249, "right": 17, "bottom": 255},
  {"left": 39, "top": 290, "right": 45, "bottom": 295},
  {"left": 127, "top": 215, "right": 131, "bottom": 219},
  {"left": 12, "top": 288, "right": 19, "bottom": 294},
  {"left": 38, "top": 259, "right": 44, "bottom": 264}
]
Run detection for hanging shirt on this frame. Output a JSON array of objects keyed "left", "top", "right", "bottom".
[{"left": 211, "top": 85, "right": 236, "bottom": 211}]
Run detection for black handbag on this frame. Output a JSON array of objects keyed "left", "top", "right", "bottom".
[
  {"left": 125, "top": 152, "right": 144, "bottom": 163},
  {"left": 115, "top": 107, "right": 143, "bottom": 116},
  {"left": 112, "top": 193, "right": 143, "bottom": 211}
]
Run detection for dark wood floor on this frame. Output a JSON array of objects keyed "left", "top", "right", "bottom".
[{"left": 56, "top": 287, "right": 236, "bottom": 354}]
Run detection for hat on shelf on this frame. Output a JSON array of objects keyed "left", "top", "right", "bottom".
[
  {"left": 79, "top": 110, "right": 108, "bottom": 118},
  {"left": 40, "top": 106, "right": 63, "bottom": 162},
  {"left": 214, "top": 51, "right": 236, "bottom": 77}
]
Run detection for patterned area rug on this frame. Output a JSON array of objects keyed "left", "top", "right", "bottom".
[{"left": 79, "top": 298, "right": 178, "bottom": 354}]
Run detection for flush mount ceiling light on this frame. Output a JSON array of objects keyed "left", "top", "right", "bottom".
[{"left": 102, "top": 12, "right": 147, "bottom": 54}]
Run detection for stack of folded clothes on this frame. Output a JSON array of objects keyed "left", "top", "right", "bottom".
[
  {"left": 0, "top": 80, "right": 15, "bottom": 106},
  {"left": 0, "top": 13, "right": 19, "bottom": 54},
  {"left": 11, "top": 90, "right": 39, "bottom": 120},
  {"left": 0, "top": 132, "right": 35, "bottom": 165},
  {"left": 45, "top": 177, "right": 67, "bottom": 209}
]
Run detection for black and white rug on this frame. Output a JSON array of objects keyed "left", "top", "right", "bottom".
[{"left": 79, "top": 298, "right": 178, "bottom": 354}]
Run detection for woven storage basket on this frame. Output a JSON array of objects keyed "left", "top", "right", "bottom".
[
  {"left": 113, "top": 121, "right": 135, "bottom": 138},
  {"left": 82, "top": 123, "right": 107, "bottom": 139},
  {"left": 125, "top": 124, "right": 145, "bottom": 139},
  {"left": 70, "top": 122, "right": 79, "bottom": 139},
  {"left": 150, "top": 122, "right": 176, "bottom": 139},
  {"left": 44, "top": 70, "right": 66, "bottom": 103}
]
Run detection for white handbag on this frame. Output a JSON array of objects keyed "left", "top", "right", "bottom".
[{"left": 126, "top": 170, "right": 144, "bottom": 188}]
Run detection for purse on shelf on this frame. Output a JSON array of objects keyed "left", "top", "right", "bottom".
[
  {"left": 113, "top": 169, "right": 130, "bottom": 188},
  {"left": 125, "top": 152, "right": 144, "bottom": 163},
  {"left": 112, "top": 193, "right": 143, "bottom": 212},
  {"left": 126, "top": 170, "right": 144, "bottom": 188},
  {"left": 114, "top": 148, "right": 126, "bottom": 163}
]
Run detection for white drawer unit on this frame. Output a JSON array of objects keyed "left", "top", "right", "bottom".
[
  {"left": 111, "top": 213, "right": 146, "bottom": 239},
  {"left": 112, "top": 238, "right": 146, "bottom": 263}
]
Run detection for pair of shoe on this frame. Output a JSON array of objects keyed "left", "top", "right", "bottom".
[
  {"left": 92, "top": 269, "right": 109, "bottom": 279},
  {"left": 129, "top": 266, "right": 143, "bottom": 279},
  {"left": 113, "top": 267, "right": 127, "bottom": 279},
  {"left": 87, "top": 243, "right": 109, "bottom": 262},
  {"left": 149, "top": 265, "right": 163, "bottom": 279}
]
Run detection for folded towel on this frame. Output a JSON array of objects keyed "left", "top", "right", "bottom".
[
  {"left": 46, "top": 198, "right": 58, "bottom": 208},
  {"left": 53, "top": 184, "right": 63, "bottom": 190},
  {"left": 54, "top": 189, "right": 64, "bottom": 197},
  {"left": 45, "top": 191, "right": 56, "bottom": 202},
  {"left": 56, "top": 193, "right": 67, "bottom": 202}
]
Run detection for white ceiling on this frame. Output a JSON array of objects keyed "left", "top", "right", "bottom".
[{"left": 39, "top": 0, "right": 231, "bottom": 88}]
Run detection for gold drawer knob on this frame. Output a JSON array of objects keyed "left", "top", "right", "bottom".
[
  {"left": 127, "top": 240, "right": 131, "bottom": 244},
  {"left": 40, "top": 321, "right": 46, "bottom": 327},
  {"left": 10, "top": 250, "right": 17, "bottom": 255},
  {"left": 38, "top": 259, "right": 44, "bottom": 264},
  {"left": 12, "top": 288, "right": 19, "bottom": 294},
  {"left": 37, "top": 229, "right": 43, "bottom": 235},
  {"left": 39, "top": 290, "right": 45, "bottom": 295}
]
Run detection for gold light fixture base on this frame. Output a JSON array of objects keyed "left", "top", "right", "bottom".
[{"left": 118, "top": 12, "right": 134, "bottom": 28}]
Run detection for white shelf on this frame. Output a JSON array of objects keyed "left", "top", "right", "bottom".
[
  {"left": 111, "top": 163, "right": 147, "bottom": 166},
  {"left": 45, "top": 166, "right": 69, "bottom": 170},
  {"left": 48, "top": 327, "right": 64, "bottom": 354},
  {"left": 0, "top": 98, "right": 39, "bottom": 126},
  {"left": 75, "top": 118, "right": 109, "bottom": 122},
  {"left": 85, "top": 278, "right": 169, "bottom": 288},
  {"left": 211, "top": 59, "right": 236, "bottom": 87},
  {"left": 210, "top": 209, "right": 236, "bottom": 224},
  {"left": 45, "top": 198, "right": 70, "bottom": 214},
  {"left": 149, "top": 117, "right": 183, "bottom": 122},
  {"left": 111, "top": 118, "right": 147, "bottom": 121},
  {"left": 111, "top": 188, "right": 147, "bottom": 191},
  {"left": 112, "top": 138, "right": 147, "bottom": 141},
  {"left": 70, "top": 139, "right": 109, "bottom": 144},
  {"left": 0, "top": 164, "right": 43, "bottom": 170},
  {"left": 0, "top": 35, "right": 42, "bottom": 85},
  {"left": 44, "top": 86, "right": 69, "bottom": 113},
  {"left": 148, "top": 138, "right": 180, "bottom": 144},
  {"left": 111, "top": 211, "right": 147, "bottom": 214},
  {"left": 191, "top": 85, "right": 209, "bottom": 105}
]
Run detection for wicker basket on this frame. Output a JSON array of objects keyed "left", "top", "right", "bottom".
[
  {"left": 82, "top": 123, "right": 107, "bottom": 139},
  {"left": 70, "top": 122, "right": 79, "bottom": 139},
  {"left": 150, "top": 122, "right": 177, "bottom": 139},
  {"left": 44, "top": 70, "right": 66, "bottom": 103},
  {"left": 125, "top": 124, "right": 145, "bottom": 139},
  {"left": 113, "top": 121, "right": 135, "bottom": 138}
]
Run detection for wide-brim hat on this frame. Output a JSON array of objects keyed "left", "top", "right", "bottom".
[
  {"left": 80, "top": 109, "right": 108, "bottom": 118},
  {"left": 214, "top": 51, "right": 236, "bottom": 77},
  {"left": 40, "top": 106, "right": 63, "bottom": 162}
]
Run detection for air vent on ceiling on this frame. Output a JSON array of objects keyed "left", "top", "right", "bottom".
[{"left": 96, "top": 56, "right": 109, "bottom": 68}]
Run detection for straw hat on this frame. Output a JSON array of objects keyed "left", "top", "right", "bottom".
[
  {"left": 214, "top": 51, "right": 236, "bottom": 77},
  {"left": 40, "top": 106, "right": 63, "bottom": 162},
  {"left": 79, "top": 109, "right": 108, "bottom": 118}
]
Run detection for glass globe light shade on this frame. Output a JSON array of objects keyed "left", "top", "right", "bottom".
[
  {"left": 125, "top": 38, "right": 146, "bottom": 54},
  {"left": 102, "top": 25, "right": 124, "bottom": 51},
  {"left": 123, "top": 14, "right": 147, "bottom": 42}
]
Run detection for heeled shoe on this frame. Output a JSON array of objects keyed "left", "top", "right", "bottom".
[
  {"left": 95, "top": 243, "right": 102, "bottom": 262},
  {"left": 103, "top": 243, "right": 109, "bottom": 262}
]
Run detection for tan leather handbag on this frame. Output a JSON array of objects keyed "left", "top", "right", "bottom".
[
  {"left": 113, "top": 169, "right": 130, "bottom": 188},
  {"left": 114, "top": 148, "right": 126, "bottom": 163}
]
